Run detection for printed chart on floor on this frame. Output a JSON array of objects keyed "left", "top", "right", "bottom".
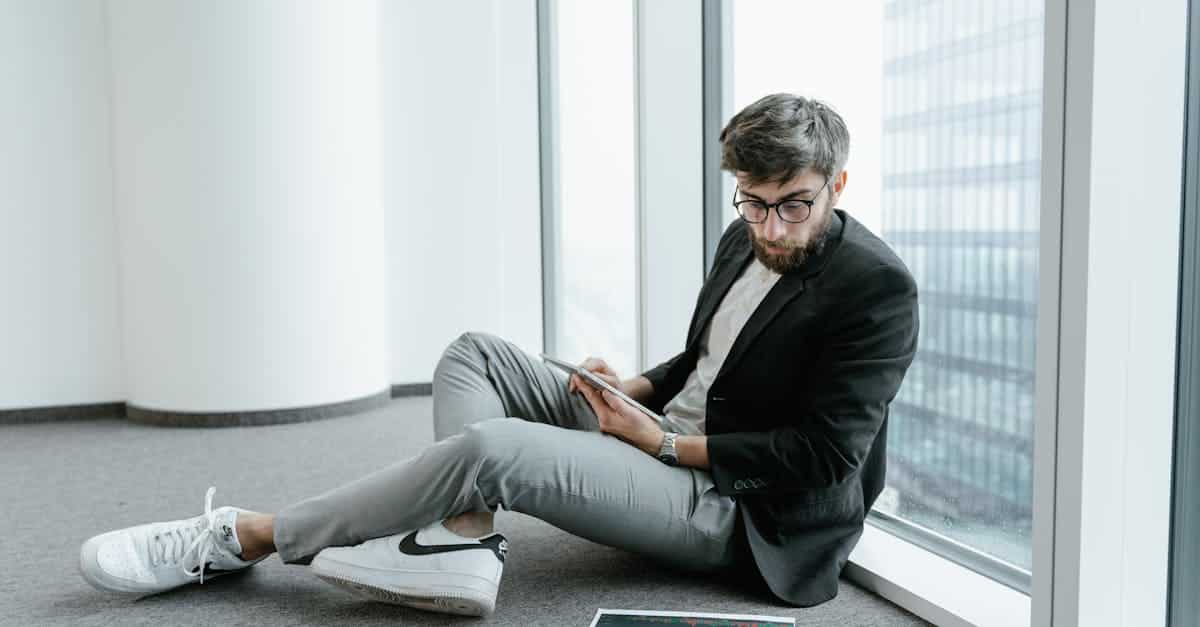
[{"left": 589, "top": 609, "right": 795, "bottom": 627}]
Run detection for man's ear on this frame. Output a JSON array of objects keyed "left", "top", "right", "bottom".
[{"left": 830, "top": 170, "right": 849, "bottom": 203}]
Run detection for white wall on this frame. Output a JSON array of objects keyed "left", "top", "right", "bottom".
[
  {"left": 107, "top": 0, "right": 389, "bottom": 412},
  {"left": 1, "top": 0, "right": 543, "bottom": 412},
  {"left": 380, "top": 0, "right": 543, "bottom": 384},
  {"left": 0, "top": 0, "right": 124, "bottom": 410}
]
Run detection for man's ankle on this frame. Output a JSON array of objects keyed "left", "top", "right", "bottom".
[
  {"left": 236, "top": 512, "right": 276, "bottom": 561},
  {"left": 442, "top": 511, "right": 494, "bottom": 538}
]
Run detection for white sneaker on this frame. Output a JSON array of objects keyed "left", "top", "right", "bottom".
[
  {"left": 310, "top": 521, "right": 508, "bottom": 616},
  {"left": 79, "top": 487, "right": 265, "bottom": 595}
]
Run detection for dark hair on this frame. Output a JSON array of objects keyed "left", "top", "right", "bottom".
[{"left": 719, "top": 93, "right": 850, "bottom": 186}]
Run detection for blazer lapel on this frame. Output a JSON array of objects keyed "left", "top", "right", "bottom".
[{"left": 716, "top": 210, "right": 847, "bottom": 379}]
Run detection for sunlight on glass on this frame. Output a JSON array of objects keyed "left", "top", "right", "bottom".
[
  {"left": 552, "top": 0, "right": 638, "bottom": 377},
  {"left": 730, "top": 1, "right": 884, "bottom": 231}
]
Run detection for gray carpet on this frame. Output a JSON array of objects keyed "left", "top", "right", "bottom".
[{"left": 0, "top": 397, "right": 926, "bottom": 626}]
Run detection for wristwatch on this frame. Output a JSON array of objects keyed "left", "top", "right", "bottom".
[{"left": 657, "top": 432, "right": 679, "bottom": 466}]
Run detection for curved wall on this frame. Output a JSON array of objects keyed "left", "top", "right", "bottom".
[
  {"left": 107, "top": 0, "right": 389, "bottom": 414},
  {"left": 1, "top": 0, "right": 542, "bottom": 421}
]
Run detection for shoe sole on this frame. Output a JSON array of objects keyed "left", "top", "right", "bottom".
[
  {"left": 310, "top": 558, "right": 497, "bottom": 616},
  {"left": 313, "top": 572, "right": 492, "bottom": 616}
]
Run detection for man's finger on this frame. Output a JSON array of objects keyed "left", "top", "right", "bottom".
[
  {"left": 580, "top": 357, "right": 614, "bottom": 377},
  {"left": 580, "top": 385, "right": 606, "bottom": 418},
  {"left": 578, "top": 382, "right": 597, "bottom": 403},
  {"left": 599, "top": 389, "right": 621, "bottom": 411},
  {"left": 580, "top": 381, "right": 604, "bottom": 408}
]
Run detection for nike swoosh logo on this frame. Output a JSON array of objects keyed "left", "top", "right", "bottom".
[
  {"left": 398, "top": 531, "right": 508, "bottom": 563},
  {"left": 187, "top": 562, "right": 238, "bottom": 577}
]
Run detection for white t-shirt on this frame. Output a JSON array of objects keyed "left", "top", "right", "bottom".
[{"left": 661, "top": 258, "right": 782, "bottom": 435}]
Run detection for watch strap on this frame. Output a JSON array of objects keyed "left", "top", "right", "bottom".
[{"left": 657, "top": 432, "right": 679, "bottom": 465}]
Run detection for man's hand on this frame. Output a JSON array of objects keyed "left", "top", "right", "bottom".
[
  {"left": 567, "top": 357, "right": 623, "bottom": 395},
  {"left": 576, "top": 382, "right": 664, "bottom": 456},
  {"left": 568, "top": 357, "right": 655, "bottom": 405}
]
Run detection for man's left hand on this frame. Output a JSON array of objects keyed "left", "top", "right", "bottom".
[{"left": 577, "top": 383, "right": 664, "bottom": 456}]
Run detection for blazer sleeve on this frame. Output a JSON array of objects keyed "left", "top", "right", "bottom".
[
  {"left": 641, "top": 351, "right": 684, "bottom": 393},
  {"left": 705, "top": 263, "right": 919, "bottom": 496},
  {"left": 636, "top": 350, "right": 683, "bottom": 413}
]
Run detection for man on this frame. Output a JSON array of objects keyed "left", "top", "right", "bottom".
[{"left": 78, "top": 94, "right": 918, "bottom": 615}]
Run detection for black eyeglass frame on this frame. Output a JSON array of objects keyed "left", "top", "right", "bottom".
[{"left": 732, "top": 177, "right": 830, "bottom": 224}]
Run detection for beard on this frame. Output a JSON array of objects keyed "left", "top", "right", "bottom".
[{"left": 746, "top": 208, "right": 833, "bottom": 274}]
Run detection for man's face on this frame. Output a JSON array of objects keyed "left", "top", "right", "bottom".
[{"left": 736, "top": 168, "right": 846, "bottom": 274}]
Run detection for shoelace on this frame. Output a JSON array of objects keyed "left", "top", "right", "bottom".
[{"left": 146, "top": 486, "right": 223, "bottom": 584}]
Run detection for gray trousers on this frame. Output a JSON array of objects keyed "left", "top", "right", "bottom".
[{"left": 274, "top": 332, "right": 746, "bottom": 574}]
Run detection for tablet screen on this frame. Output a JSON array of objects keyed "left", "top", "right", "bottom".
[{"left": 541, "top": 354, "right": 663, "bottom": 424}]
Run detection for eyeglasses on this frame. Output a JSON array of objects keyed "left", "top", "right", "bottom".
[{"left": 732, "top": 177, "right": 829, "bottom": 224}]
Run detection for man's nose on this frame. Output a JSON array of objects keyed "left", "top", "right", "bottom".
[{"left": 762, "top": 210, "right": 788, "bottom": 241}]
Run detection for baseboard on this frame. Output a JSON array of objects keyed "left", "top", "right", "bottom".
[
  {"left": 390, "top": 382, "right": 433, "bottom": 398},
  {"left": 125, "top": 389, "right": 393, "bottom": 428},
  {"left": 0, "top": 402, "right": 125, "bottom": 425},
  {"left": 3, "top": 383, "right": 434, "bottom": 427}
]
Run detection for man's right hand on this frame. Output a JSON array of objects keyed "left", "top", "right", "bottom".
[
  {"left": 567, "top": 357, "right": 655, "bottom": 405},
  {"left": 567, "top": 357, "right": 622, "bottom": 395}
]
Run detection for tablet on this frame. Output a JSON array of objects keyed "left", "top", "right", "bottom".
[{"left": 541, "top": 354, "right": 663, "bottom": 424}]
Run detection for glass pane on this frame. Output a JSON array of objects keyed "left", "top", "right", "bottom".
[
  {"left": 550, "top": 0, "right": 638, "bottom": 376},
  {"left": 729, "top": 0, "right": 1043, "bottom": 571}
]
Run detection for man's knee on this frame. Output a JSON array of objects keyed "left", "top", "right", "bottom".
[
  {"left": 435, "top": 331, "right": 487, "bottom": 382},
  {"left": 456, "top": 417, "right": 528, "bottom": 466},
  {"left": 435, "top": 331, "right": 503, "bottom": 374},
  {"left": 451, "top": 331, "right": 505, "bottom": 355},
  {"left": 443, "top": 331, "right": 486, "bottom": 359}
]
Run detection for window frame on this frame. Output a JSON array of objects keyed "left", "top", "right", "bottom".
[
  {"left": 1045, "top": 0, "right": 1184, "bottom": 622},
  {"left": 537, "top": 0, "right": 561, "bottom": 358},
  {"left": 1171, "top": 0, "right": 1200, "bottom": 622},
  {"left": 701, "top": 0, "right": 731, "bottom": 277}
]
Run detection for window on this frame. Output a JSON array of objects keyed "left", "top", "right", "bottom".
[
  {"left": 540, "top": 0, "right": 639, "bottom": 376},
  {"left": 727, "top": 0, "right": 1045, "bottom": 579}
]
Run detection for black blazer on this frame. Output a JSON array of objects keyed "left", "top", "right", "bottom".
[{"left": 641, "top": 210, "right": 919, "bottom": 607}]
